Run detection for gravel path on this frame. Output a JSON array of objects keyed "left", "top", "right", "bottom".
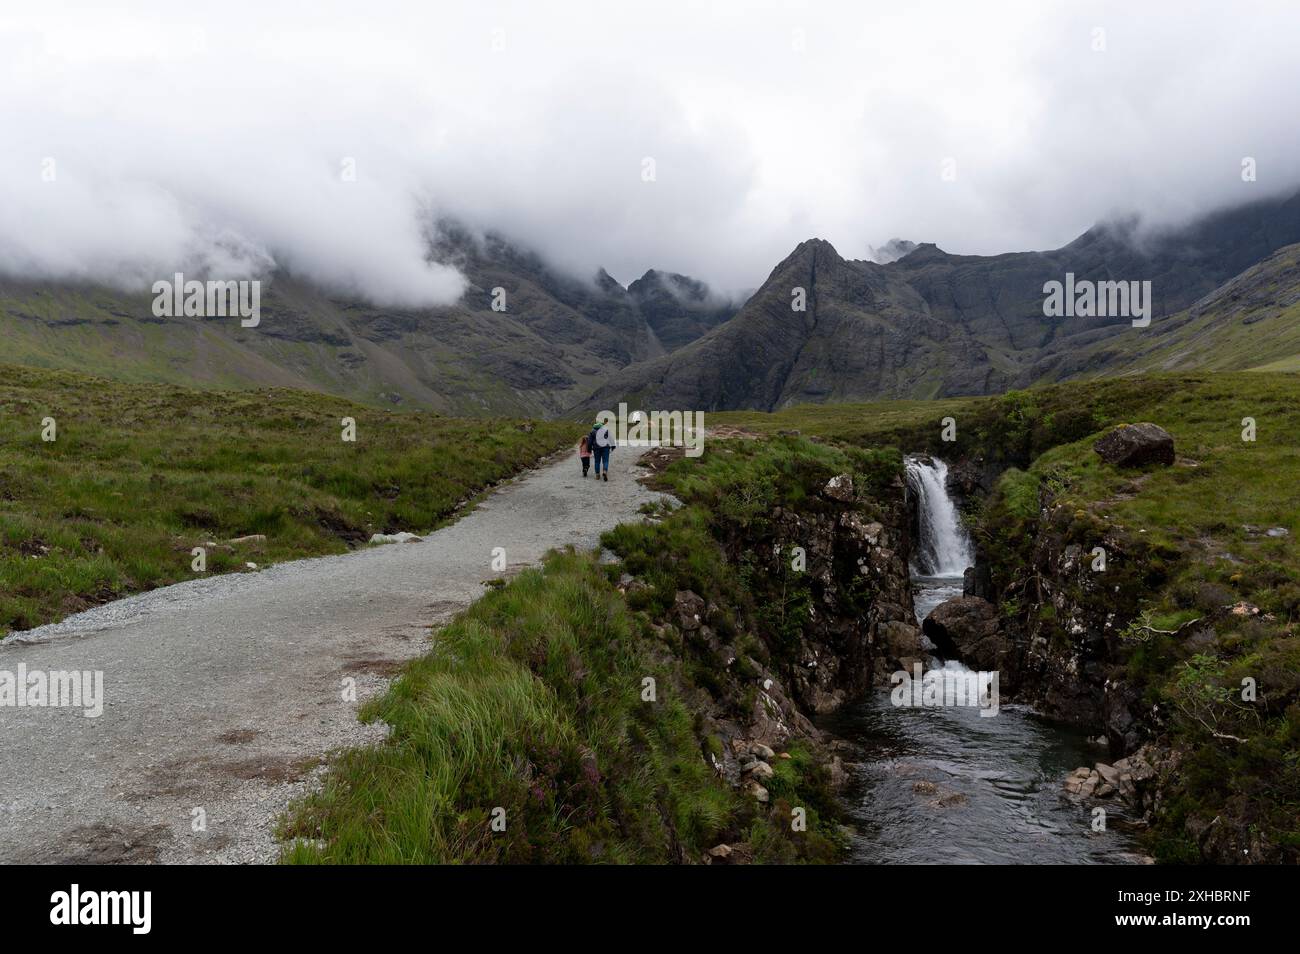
[{"left": 0, "top": 449, "right": 666, "bottom": 864}]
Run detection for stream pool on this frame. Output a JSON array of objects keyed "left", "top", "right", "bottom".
[{"left": 832, "top": 557, "right": 1146, "bottom": 863}]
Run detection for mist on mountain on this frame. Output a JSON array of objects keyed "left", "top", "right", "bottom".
[{"left": 5, "top": 2, "right": 1300, "bottom": 303}]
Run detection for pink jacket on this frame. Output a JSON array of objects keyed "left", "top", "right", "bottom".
[{"left": 578, "top": 436, "right": 591, "bottom": 458}]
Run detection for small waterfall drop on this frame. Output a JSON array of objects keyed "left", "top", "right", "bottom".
[
  {"left": 835, "top": 456, "right": 1143, "bottom": 866},
  {"left": 904, "top": 456, "right": 975, "bottom": 578}
]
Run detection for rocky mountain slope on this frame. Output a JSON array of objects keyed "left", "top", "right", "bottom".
[
  {"left": 1033, "top": 241, "right": 1300, "bottom": 379},
  {"left": 6, "top": 191, "right": 1300, "bottom": 417},
  {"left": 587, "top": 190, "right": 1300, "bottom": 412},
  {"left": 627, "top": 269, "right": 738, "bottom": 351}
]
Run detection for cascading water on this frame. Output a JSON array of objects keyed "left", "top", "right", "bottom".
[
  {"left": 832, "top": 454, "right": 1143, "bottom": 864},
  {"left": 904, "top": 456, "right": 975, "bottom": 577},
  {"left": 904, "top": 457, "right": 976, "bottom": 624}
]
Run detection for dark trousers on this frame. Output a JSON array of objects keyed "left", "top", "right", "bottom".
[
  {"left": 594, "top": 446, "right": 611, "bottom": 474},
  {"left": 581, "top": 456, "right": 590, "bottom": 476}
]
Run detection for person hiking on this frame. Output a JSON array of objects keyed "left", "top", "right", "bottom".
[
  {"left": 588, "top": 418, "right": 615, "bottom": 481},
  {"left": 578, "top": 433, "right": 591, "bottom": 477}
]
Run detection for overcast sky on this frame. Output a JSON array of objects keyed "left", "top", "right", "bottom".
[{"left": 3, "top": 0, "right": 1298, "bottom": 304}]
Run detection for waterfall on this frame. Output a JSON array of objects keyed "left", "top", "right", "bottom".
[{"left": 905, "top": 456, "right": 975, "bottom": 577}]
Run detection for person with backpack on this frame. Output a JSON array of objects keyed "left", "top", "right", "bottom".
[
  {"left": 578, "top": 433, "right": 592, "bottom": 477},
  {"left": 587, "top": 418, "right": 615, "bottom": 481}
]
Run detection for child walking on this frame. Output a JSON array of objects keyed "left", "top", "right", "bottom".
[{"left": 578, "top": 433, "right": 591, "bottom": 477}]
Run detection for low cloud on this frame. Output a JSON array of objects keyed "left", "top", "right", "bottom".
[{"left": 1, "top": 0, "right": 1298, "bottom": 302}]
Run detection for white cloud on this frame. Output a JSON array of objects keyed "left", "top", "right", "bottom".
[{"left": 2, "top": 0, "right": 1298, "bottom": 301}]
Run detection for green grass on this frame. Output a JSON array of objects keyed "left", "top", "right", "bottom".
[
  {"left": 713, "top": 373, "right": 1205, "bottom": 462},
  {"left": 280, "top": 548, "right": 829, "bottom": 863},
  {"left": 0, "top": 364, "right": 570, "bottom": 635},
  {"left": 14, "top": 356, "right": 1297, "bottom": 861}
]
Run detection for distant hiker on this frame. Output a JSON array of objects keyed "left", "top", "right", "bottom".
[
  {"left": 588, "top": 419, "right": 615, "bottom": 482},
  {"left": 578, "top": 433, "right": 591, "bottom": 477}
]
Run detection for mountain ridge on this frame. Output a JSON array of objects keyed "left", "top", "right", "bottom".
[
  {"left": 0, "top": 223, "right": 738, "bottom": 417},
  {"left": 5, "top": 193, "right": 1300, "bottom": 418},
  {"left": 582, "top": 190, "right": 1300, "bottom": 413}
]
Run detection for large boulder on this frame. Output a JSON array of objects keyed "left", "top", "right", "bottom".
[
  {"left": 922, "top": 596, "right": 1012, "bottom": 675},
  {"left": 1103, "top": 680, "right": 1147, "bottom": 754},
  {"left": 945, "top": 456, "right": 989, "bottom": 497},
  {"left": 877, "top": 619, "right": 927, "bottom": 670},
  {"left": 1092, "top": 422, "right": 1175, "bottom": 468}
]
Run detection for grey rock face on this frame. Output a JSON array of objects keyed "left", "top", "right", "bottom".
[{"left": 582, "top": 190, "right": 1300, "bottom": 415}]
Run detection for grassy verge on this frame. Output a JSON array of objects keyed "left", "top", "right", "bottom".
[
  {"left": 0, "top": 364, "right": 570, "bottom": 635},
  {"left": 280, "top": 547, "right": 832, "bottom": 863},
  {"left": 713, "top": 372, "right": 1208, "bottom": 465}
]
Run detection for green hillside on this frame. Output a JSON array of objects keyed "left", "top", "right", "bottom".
[{"left": 1035, "top": 244, "right": 1300, "bottom": 380}]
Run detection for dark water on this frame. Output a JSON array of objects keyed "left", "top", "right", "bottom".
[
  {"left": 911, "top": 575, "right": 964, "bottom": 623},
  {"left": 833, "top": 692, "right": 1145, "bottom": 864},
  {"left": 832, "top": 576, "right": 1145, "bottom": 864}
]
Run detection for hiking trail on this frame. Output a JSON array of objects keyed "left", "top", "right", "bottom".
[{"left": 0, "top": 449, "right": 666, "bottom": 863}]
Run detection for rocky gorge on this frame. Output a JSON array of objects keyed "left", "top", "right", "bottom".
[
  {"left": 907, "top": 414, "right": 1298, "bottom": 864},
  {"left": 602, "top": 439, "right": 936, "bottom": 858},
  {"left": 896, "top": 429, "right": 1179, "bottom": 849},
  {"left": 611, "top": 434, "right": 1163, "bottom": 862},
  {"left": 596, "top": 388, "right": 1295, "bottom": 865}
]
